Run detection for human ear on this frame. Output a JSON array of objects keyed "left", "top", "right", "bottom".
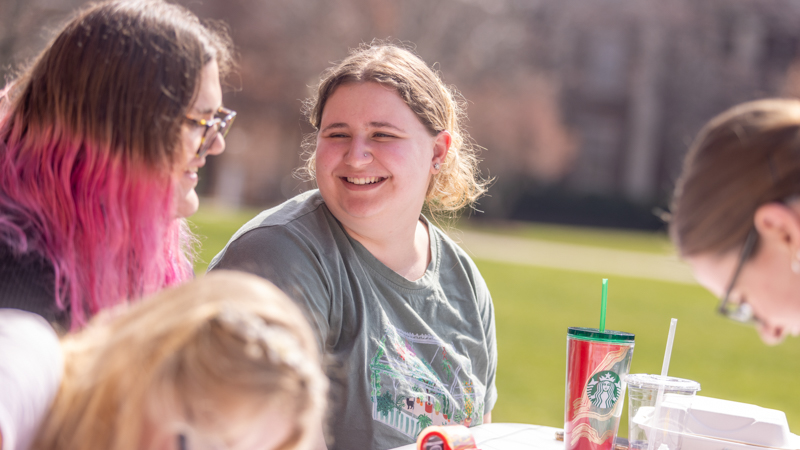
[
  {"left": 754, "top": 202, "right": 800, "bottom": 254},
  {"left": 431, "top": 130, "right": 451, "bottom": 173}
]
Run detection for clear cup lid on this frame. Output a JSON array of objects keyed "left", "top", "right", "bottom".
[{"left": 625, "top": 373, "right": 701, "bottom": 391}]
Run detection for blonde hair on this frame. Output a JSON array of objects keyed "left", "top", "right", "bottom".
[
  {"left": 301, "top": 41, "right": 488, "bottom": 216},
  {"left": 670, "top": 98, "right": 800, "bottom": 257},
  {"left": 32, "top": 271, "right": 327, "bottom": 450}
]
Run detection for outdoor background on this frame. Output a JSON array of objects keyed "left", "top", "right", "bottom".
[
  {"left": 3, "top": 0, "right": 800, "bottom": 438},
  {"left": 190, "top": 205, "right": 800, "bottom": 438}
]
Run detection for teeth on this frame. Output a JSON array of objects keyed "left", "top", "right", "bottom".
[{"left": 347, "top": 176, "right": 383, "bottom": 185}]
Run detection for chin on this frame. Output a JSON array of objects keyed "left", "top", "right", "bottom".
[{"left": 175, "top": 191, "right": 200, "bottom": 218}]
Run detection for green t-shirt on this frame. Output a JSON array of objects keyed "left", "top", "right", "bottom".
[{"left": 209, "top": 190, "right": 498, "bottom": 450}]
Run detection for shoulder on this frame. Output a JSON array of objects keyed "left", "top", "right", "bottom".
[
  {"left": 0, "top": 242, "right": 67, "bottom": 327},
  {"left": 0, "top": 309, "right": 63, "bottom": 450},
  {"left": 430, "top": 223, "right": 484, "bottom": 279},
  {"left": 428, "top": 223, "right": 493, "bottom": 307},
  {"left": 0, "top": 308, "right": 60, "bottom": 346},
  {"left": 209, "top": 190, "right": 335, "bottom": 268},
  {"left": 228, "top": 190, "right": 327, "bottom": 241},
  {"left": 0, "top": 309, "right": 62, "bottom": 370}
]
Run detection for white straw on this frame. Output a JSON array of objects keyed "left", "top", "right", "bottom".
[
  {"left": 661, "top": 318, "right": 678, "bottom": 377},
  {"left": 647, "top": 318, "right": 678, "bottom": 450}
]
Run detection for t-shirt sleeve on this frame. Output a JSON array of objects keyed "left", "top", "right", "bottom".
[
  {"left": 208, "top": 227, "right": 332, "bottom": 351},
  {"left": 0, "top": 309, "right": 63, "bottom": 450},
  {"left": 477, "top": 270, "right": 498, "bottom": 414}
]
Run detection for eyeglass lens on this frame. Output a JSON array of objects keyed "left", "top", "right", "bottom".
[{"left": 196, "top": 110, "right": 236, "bottom": 158}]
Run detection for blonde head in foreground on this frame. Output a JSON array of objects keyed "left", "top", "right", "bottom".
[{"left": 32, "top": 271, "right": 327, "bottom": 450}]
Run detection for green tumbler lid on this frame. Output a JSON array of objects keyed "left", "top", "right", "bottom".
[{"left": 568, "top": 327, "right": 635, "bottom": 343}]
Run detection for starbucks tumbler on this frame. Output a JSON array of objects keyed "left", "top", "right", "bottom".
[{"left": 564, "top": 327, "right": 635, "bottom": 450}]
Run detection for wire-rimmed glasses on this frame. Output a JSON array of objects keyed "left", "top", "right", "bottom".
[{"left": 185, "top": 106, "right": 237, "bottom": 158}]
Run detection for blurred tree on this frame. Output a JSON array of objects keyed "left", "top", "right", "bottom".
[{"left": 3, "top": 0, "right": 800, "bottom": 226}]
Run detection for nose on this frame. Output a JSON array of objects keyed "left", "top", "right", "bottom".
[
  {"left": 757, "top": 321, "right": 787, "bottom": 345},
  {"left": 343, "top": 138, "right": 372, "bottom": 166},
  {"left": 205, "top": 132, "right": 226, "bottom": 156}
]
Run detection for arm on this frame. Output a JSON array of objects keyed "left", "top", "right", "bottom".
[
  {"left": 474, "top": 262, "right": 498, "bottom": 423},
  {"left": 209, "top": 227, "right": 333, "bottom": 351},
  {"left": 0, "top": 309, "right": 63, "bottom": 450},
  {"left": 211, "top": 227, "right": 336, "bottom": 445}
]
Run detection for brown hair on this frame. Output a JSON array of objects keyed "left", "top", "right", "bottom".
[
  {"left": 301, "top": 41, "right": 488, "bottom": 215},
  {"left": 670, "top": 98, "right": 800, "bottom": 257},
  {"left": 32, "top": 271, "right": 327, "bottom": 450},
  {"left": 0, "top": 0, "right": 234, "bottom": 329},
  {"left": 4, "top": 0, "right": 233, "bottom": 170}
]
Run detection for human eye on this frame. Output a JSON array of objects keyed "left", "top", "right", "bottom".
[
  {"left": 373, "top": 131, "right": 397, "bottom": 139},
  {"left": 321, "top": 126, "right": 351, "bottom": 138}
]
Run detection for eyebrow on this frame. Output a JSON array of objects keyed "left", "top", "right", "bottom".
[
  {"left": 191, "top": 105, "right": 220, "bottom": 116},
  {"left": 370, "top": 121, "right": 405, "bottom": 133},
  {"left": 320, "top": 121, "right": 406, "bottom": 133},
  {"left": 321, "top": 122, "right": 348, "bottom": 133}
]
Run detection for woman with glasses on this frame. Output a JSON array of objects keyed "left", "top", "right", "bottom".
[
  {"left": 670, "top": 98, "right": 800, "bottom": 345},
  {"left": 0, "top": 1, "right": 234, "bottom": 448},
  {"left": 210, "top": 42, "right": 495, "bottom": 449},
  {"left": 32, "top": 271, "right": 327, "bottom": 450}
]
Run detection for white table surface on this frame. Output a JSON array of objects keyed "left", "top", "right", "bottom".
[{"left": 388, "top": 423, "right": 564, "bottom": 450}]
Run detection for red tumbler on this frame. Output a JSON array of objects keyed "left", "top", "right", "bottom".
[{"left": 564, "top": 327, "right": 634, "bottom": 450}]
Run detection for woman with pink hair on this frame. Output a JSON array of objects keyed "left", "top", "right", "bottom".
[{"left": 0, "top": 1, "right": 234, "bottom": 448}]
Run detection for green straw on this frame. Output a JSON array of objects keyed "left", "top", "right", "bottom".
[{"left": 599, "top": 279, "right": 608, "bottom": 332}]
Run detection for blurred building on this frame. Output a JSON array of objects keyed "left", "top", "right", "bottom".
[
  {"left": 2, "top": 0, "right": 800, "bottom": 224},
  {"left": 543, "top": 0, "right": 800, "bottom": 203}
]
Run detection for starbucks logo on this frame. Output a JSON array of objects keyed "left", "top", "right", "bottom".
[{"left": 586, "top": 371, "right": 622, "bottom": 410}]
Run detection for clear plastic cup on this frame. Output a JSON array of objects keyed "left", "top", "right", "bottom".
[
  {"left": 565, "top": 327, "right": 635, "bottom": 450},
  {"left": 625, "top": 374, "right": 701, "bottom": 450}
]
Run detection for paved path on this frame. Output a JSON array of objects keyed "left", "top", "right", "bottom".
[{"left": 448, "top": 230, "right": 697, "bottom": 285}]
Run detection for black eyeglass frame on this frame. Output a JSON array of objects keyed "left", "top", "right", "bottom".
[
  {"left": 185, "top": 106, "right": 237, "bottom": 158},
  {"left": 177, "top": 433, "right": 187, "bottom": 450},
  {"left": 718, "top": 228, "right": 759, "bottom": 324}
]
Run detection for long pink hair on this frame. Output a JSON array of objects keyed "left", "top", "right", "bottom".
[{"left": 0, "top": 0, "right": 232, "bottom": 329}]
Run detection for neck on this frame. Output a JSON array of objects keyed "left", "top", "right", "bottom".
[{"left": 343, "top": 216, "right": 431, "bottom": 281}]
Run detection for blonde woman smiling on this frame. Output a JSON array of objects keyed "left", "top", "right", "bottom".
[{"left": 211, "top": 43, "right": 495, "bottom": 449}]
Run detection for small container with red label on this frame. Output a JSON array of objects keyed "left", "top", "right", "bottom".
[{"left": 416, "top": 425, "right": 479, "bottom": 450}]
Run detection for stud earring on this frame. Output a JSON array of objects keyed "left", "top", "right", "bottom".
[
  {"left": 364, "top": 153, "right": 368, "bottom": 158},
  {"left": 433, "top": 162, "right": 440, "bottom": 170}
]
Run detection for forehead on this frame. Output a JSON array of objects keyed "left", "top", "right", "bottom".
[
  {"left": 322, "top": 82, "right": 411, "bottom": 118},
  {"left": 190, "top": 60, "right": 222, "bottom": 115}
]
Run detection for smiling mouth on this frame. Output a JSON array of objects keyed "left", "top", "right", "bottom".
[{"left": 345, "top": 176, "right": 386, "bottom": 185}]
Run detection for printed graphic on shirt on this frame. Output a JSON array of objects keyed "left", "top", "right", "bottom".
[{"left": 368, "top": 324, "right": 485, "bottom": 439}]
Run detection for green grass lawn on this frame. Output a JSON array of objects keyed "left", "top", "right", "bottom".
[
  {"left": 190, "top": 204, "right": 800, "bottom": 437},
  {"left": 481, "top": 260, "right": 800, "bottom": 437},
  {"left": 188, "top": 203, "right": 264, "bottom": 274},
  {"left": 462, "top": 220, "right": 674, "bottom": 255}
]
